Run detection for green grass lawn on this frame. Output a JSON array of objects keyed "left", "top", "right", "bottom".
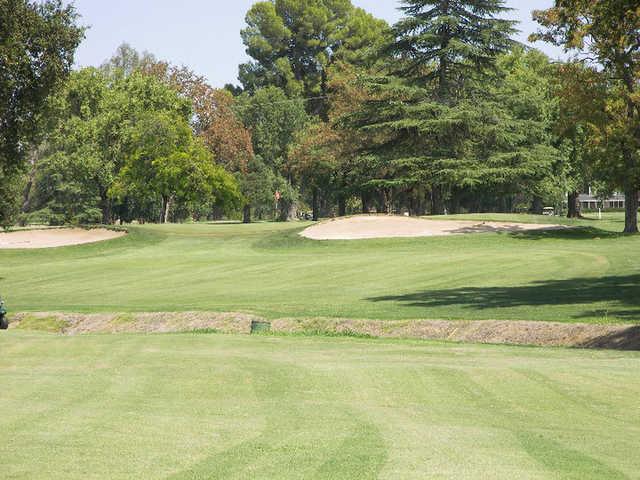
[
  {"left": 1, "top": 212, "right": 639, "bottom": 323},
  {"left": 1, "top": 331, "right": 638, "bottom": 479}
]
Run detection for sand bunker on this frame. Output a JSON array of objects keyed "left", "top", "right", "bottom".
[
  {"left": 0, "top": 228, "right": 126, "bottom": 249},
  {"left": 301, "top": 215, "right": 567, "bottom": 240}
]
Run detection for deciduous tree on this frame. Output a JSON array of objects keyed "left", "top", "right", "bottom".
[
  {"left": 0, "top": 0, "right": 83, "bottom": 224},
  {"left": 532, "top": 0, "right": 640, "bottom": 232},
  {"left": 112, "top": 113, "right": 241, "bottom": 223}
]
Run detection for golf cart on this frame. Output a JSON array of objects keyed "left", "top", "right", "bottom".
[
  {"left": 542, "top": 207, "right": 555, "bottom": 216},
  {"left": 0, "top": 298, "right": 7, "bottom": 330}
]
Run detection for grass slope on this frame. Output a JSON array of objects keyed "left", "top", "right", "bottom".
[
  {"left": 1, "top": 213, "right": 639, "bottom": 323},
  {"left": 1, "top": 331, "right": 638, "bottom": 479}
]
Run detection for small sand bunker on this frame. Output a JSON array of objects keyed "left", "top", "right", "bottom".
[
  {"left": 301, "top": 215, "right": 567, "bottom": 240},
  {"left": 0, "top": 228, "right": 126, "bottom": 249}
]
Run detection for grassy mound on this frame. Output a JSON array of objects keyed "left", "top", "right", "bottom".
[{"left": 0, "top": 213, "right": 638, "bottom": 324}]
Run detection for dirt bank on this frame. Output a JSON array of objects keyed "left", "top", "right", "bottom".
[
  {"left": 271, "top": 318, "right": 640, "bottom": 350},
  {"left": 9, "top": 312, "right": 258, "bottom": 335},
  {"left": 7, "top": 312, "right": 639, "bottom": 350}
]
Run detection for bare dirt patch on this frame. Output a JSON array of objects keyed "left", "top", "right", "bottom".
[
  {"left": 271, "top": 318, "right": 640, "bottom": 350},
  {"left": 0, "top": 228, "right": 126, "bottom": 249},
  {"left": 9, "top": 312, "right": 257, "bottom": 335},
  {"left": 300, "top": 215, "right": 568, "bottom": 240}
]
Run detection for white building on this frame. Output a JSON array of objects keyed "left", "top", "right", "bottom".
[{"left": 578, "top": 187, "right": 626, "bottom": 210}]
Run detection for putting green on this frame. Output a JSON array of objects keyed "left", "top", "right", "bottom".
[
  {"left": 1, "top": 331, "right": 638, "bottom": 479},
  {"left": 0, "top": 213, "right": 639, "bottom": 323}
]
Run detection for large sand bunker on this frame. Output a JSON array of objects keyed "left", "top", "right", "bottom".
[
  {"left": 0, "top": 228, "right": 126, "bottom": 249},
  {"left": 301, "top": 215, "right": 567, "bottom": 240}
]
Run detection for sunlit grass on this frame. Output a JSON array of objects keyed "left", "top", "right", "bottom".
[{"left": 1, "top": 212, "right": 638, "bottom": 323}]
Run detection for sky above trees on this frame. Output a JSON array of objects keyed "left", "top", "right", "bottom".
[{"left": 70, "top": 0, "right": 565, "bottom": 88}]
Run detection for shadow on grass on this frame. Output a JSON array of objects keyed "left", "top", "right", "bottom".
[
  {"left": 367, "top": 274, "right": 640, "bottom": 322},
  {"left": 203, "top": 221, "right": 243, "bottom": 225},
  {"left": 509, "top": 226, "right": 622, "bottom": 241},
  {"left": 579, "top": 326, "right": 640, "bottom": 350}
]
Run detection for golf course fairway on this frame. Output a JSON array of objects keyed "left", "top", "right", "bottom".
[
  {"left": 1, "top": 331, "right": 638, "bottom": 479},
  {"left": 1, "top": 213, "right": 639, "bottom": 324}
]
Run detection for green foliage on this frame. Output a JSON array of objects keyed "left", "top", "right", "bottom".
[
  {"left": 391, "top": 0, "right": 517, "bottom": 99},
  {"left": 236, "top": 86, "right": 310, "bottom": 175},
  {"left": 341, "top": 5, "right": 555, "bottom": 214},
  {"left": 100, "top": 42, "right": 157, "bottom": 80},
  {"left": 238, "top": 156, "right": 277, "bottom": 220},
  {"left": 233, "top": 85, "right": 307, "bottom": 219},
  {"left": 273, "top": 174, "right": 300, "bottom": 220},
  {"left": 30, "top": 69, "right": 115, "bottom": 224},
  {"left": 8, "top": 1, "right": 639, "bottom": 227},
  {"left": 0, "top": 170, "right": 25, "bottom": 229},
  {"left": 533, "top": 0, "right": 640, "bottom": 232},
  {"left": 239, "top": 0, "right": 389, "bottom": 115},
  {"left": 0, "top": 0, "right": 83, "bottom": 225},
  {"left": 112, "top": 113, "right": 242, "bottom": 223},
  {"left": 24, "top": 66, "right": 242, "bottom": 225}
]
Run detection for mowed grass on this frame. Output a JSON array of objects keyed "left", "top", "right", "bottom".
[
  {"left": 1, "top": 331, "right": 639, "bottom": 479},
  {"left": 1, "top": 212, "right": 639, "bottom": 323}
]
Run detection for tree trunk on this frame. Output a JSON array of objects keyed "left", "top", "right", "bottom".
[
  {"left": 624, "top": 187, "right": 638, "bottom": 233},
  {"left": 338, "top": 197, "right": 346, "bottom": 217},
  {"left": 101, "top": 204, "right": 111, "bottom": 225},
  {"left": 431, "top": 185, "right": 445, "bottom": 215},
  {"left": 100, "top": 192, "right": 111, "bottom": 225},
  {"left": 383, "top": 189, "right": 393, "bottom": 214},
  {"left": 21, "top": 172, "right": 35, "bottom": 213},
  {"left": 567, "top": 191, "right": 581, "bottom": 219},
  {"left": 621, "top": 68, "right": 639, "bottom": 233},
  {"left": 163, "top": 195, "right": 173, "bottom": 224},
  {"left": 319, "top": 69, "right": 329, "bottom": 122},
  {"left": 243, "top": 204, "right": 251, "bottom": 224},
  {"left": 449, "top": 188, "right": 461, "bottom": 215},
  {"left": 286, "top": 202, "right": 298, "bottom": 221},
  {"left": 361, "top": 192, "right": 370, "bottom": 214},
  {"left": 312, "top": 188, "right": 319, "bottom": 222},
  {"left": 21, "top": 147, "right": 41, "bottom": 213},
  {"left": 531, "top": 196, "right": 543, "bottom": 215},
  {"left": 416, "top": 190, "right": 426, "bottom": 216}
]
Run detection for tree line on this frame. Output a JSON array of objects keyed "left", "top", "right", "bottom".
[{"left": 2, "top": 0, "right": 639, "bottom": 232}]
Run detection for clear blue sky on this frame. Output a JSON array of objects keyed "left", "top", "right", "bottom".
[{"left": 71, "top": 0, "right": 564, "bottom": 88}]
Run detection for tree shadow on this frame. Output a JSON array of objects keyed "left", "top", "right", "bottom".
[
  {"left": 367, "top": 274, "right": 640, "bottom": 322},
  {"left": 578, "top": 326, "right": 640, "bottom": 350},
  {"left": 204, "top": 221, "right": 243, "bottom": 225},
  {"left": 509, "top": 226, "right": 622, "bottom": 241},
  {"left": 444, "top": 223, "right": 543, "bottom": 235}
]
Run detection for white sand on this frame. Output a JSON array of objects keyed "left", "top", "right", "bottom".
[
  {"left": 0, "top": 228, "right": 126, "bottom": 249},
  {"left": 300, "top": 215, "right": 567, "bottom": 240}
]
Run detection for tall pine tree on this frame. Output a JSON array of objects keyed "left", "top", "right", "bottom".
[
  {"left": 390, "top": 0, "right": 516, "bottom": 101},
  {"left": 344, "top": 1, "right": 559, "bottom": 215}
]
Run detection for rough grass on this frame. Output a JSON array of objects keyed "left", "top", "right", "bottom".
[
  {"left": 12, "top": 314, "right": 67, "bottom": 333},
  {"left": 0, "top": 331, "right": 638, "bottom": 479},
  {"left": 1, "top": 213, "right": 639, "bottom": 324}
]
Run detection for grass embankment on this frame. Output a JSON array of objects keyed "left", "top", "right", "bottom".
[
  {"left": 1, "top": 331, "right": 638, "bottom": 479},
  {"left": 0, "top": 213, "right": 638, "bottom": 323}
]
